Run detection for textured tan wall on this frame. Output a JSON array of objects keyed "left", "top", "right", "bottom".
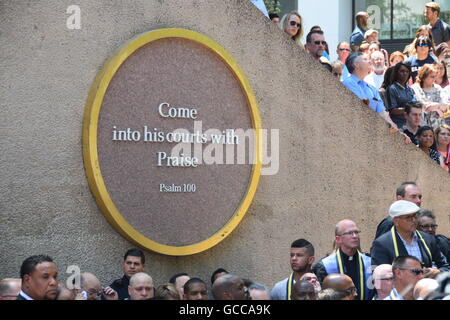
[{"left": 1, "top": 0, "right": 449, "bottom": 291}]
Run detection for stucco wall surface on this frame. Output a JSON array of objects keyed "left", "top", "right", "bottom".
[{"left": 1, "top": 0, "right": 448, "bottom": 290}]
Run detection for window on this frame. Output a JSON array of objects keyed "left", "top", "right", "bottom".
[{"left": 354, "top": 0, "right": 431, "bottom": 40}]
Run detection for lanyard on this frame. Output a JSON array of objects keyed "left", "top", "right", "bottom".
[
  {"left": 336, "top": 249, "right": 365, "bottom": 300},
  {"left": 286, "top": 272, "right": 294, "bottom": 300},
  {"left": 390, "top": 227, "right": 432, "bottom": 262}
]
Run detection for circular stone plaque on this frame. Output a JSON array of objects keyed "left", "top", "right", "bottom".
[{"left": 83, "top": 28, "right": 261, "bottom": 256}]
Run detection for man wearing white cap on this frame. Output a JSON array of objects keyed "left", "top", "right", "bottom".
[{"left": 371, "top": 200, "right": 449, "bottom": 278}]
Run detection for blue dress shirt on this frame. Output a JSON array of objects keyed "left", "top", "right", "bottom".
[{"left": 342, "top": 74, "right": 386, "bottom": 113}]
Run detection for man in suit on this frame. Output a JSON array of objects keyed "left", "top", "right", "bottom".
[
  {"left": 374, "top": 181, "right": 422, "bottom": 240},
  {"left": 17, "top": 255, "right": 58, "bottom": 300},
  {"left": 371, "top": 200, "right": 449, "bottom": 279}
]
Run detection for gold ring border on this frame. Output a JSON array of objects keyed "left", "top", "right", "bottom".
[{"left": 82, "top": 28, "right": 262, "bottom": 256}]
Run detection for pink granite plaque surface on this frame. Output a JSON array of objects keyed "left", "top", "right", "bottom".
[{"left": 97, "top": 37, "right": 254, "bottom": 246}]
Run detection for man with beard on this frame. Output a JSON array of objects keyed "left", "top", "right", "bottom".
[
  {"left": 312, "top": 220, "right": 373, "bottom": 300},
  {"left": 365, "top": 50, "right": 386, "bottom": 90},
  {"left": 270, "top": 239, "right": 315, "bottom": 300}
]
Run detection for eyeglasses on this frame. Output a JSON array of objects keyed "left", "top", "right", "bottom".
[
  {"left": 399, "top": 268, "right": 424, "bottom": 275},
  {"left": 417, "top": 43, "right": 430, "bottom": 48},
  {"left": 339, "top": 48, "right": 350, "bottom": 52},
  {"left": 314, "top": 40, "right": 326, "bottom": 46},
  {"left": 289, "top": 21, "right": 301, "bottom": 28},
  {"left": 342, "top": 286, "right": 357, "bottom": 295},
  {"left": 340, "top": 231, "right": 361, "bottom": 237},
  {"left": 376, "top": 277, "right": 393, "bottom": 281},
  {"left": 420, "top": 224, "right": 438, "bottom": 230}
]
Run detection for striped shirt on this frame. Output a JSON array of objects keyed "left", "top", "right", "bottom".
[{"left": 397, "top": 232, "right": 423, "bottom": 262}]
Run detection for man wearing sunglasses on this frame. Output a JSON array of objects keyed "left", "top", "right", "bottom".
[
  {"left": 371, "top": 200, "right": 449, "bottom": 280},
  {"left": 385, "top": 255, "right": 424, "bottom": 300},
  {"left": 305, "top": 30, "right": 330, "bottom": 65}
]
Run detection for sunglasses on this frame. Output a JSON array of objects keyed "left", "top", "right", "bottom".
[
  {"left": 314, "top": 40, "right": 326, "bottom": 46},
  {"left": 289, "top": 21, "right": 301, "bottom": 28},
  {"left": 417, "top": 43, "right": 430, "bottom": 48},
  {"left": 339, "top": 48, "right": 351, "bottom": 52},
  {"left": 399, "top": 268, "right": 424, "bottom": 275}
]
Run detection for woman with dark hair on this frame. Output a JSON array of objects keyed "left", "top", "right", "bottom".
[
  {"left": 417, "top": 126, "right": 440, "bottom": 165},
  {"left": 279, "top": 11, "right": 304, "bottom": 47},
  {"left": 385, "top": 62, "right": 416, "bottom": 128},
  {"left": 411, "top": 63, "right": 448, "bottom": 129},
  {"left": 403, "top": 25, "right": 436, "bottom": 57},
  {"left": 434, "top": 43, "right": 449, "bottom": 62},
  {"left": 405, "top": 36, "right": 437, "bottom": 82},
  {"left": 434, "top": 60, "right": 449, "bottom": 89}
]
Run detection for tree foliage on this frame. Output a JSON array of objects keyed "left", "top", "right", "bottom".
[{"left": 263, "top": 0, "right": 281, "bottom": 15}]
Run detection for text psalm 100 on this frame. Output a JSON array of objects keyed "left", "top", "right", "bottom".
[{"left": 160, "top": 183, "right": 197, "bottom": 193}]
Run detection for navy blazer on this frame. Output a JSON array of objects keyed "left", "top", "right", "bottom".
[{"left": 371, "top": 228, "right": 449, "bottom": 271}]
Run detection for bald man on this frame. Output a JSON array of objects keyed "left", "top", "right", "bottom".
[
  {"left": 300, "top": 273, "right": 321, "bottom": 293},
  {"left": 0, "top": 278, "right": 21, "bottom": 300},
  {"left": 291, "top": 280, "right": 317, "bottom": 300},
  {"left": 322, "top": 274, "right": 357, "bottom": 300},
  {"left": 312, "top": 219, "right": 373, "bottom": 300},
  {"left": 56, "top": 284, "right": 75, "bottom": 300},
  {"left": 211, "top": 274, "right": 250, "bottom": 300},
  {"left": 128, "top": 272, "right": 154, "bottom": 300},
  {"left": 81, "top": 272, "right": 117, "bottom": 300},
  {"left": 372, "top": 264, "right": 394, "bottom": 300},
  {"left": 413, "top": 278, "right": 438, "bottom": 300}
]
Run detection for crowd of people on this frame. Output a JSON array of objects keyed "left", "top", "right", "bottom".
[
  {"left": 0, "top": 182, "right": 449, "bottom": 301},
  {"left": 270, "top": 2, "right": 450, "bottom": 173}
]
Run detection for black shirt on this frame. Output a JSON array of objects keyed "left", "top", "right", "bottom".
[
  {"left": 341, "top": 251, "right": 360, "bottom": 300},
  {"left": 108, "top": 275, "right": 130, "bottom": 300},
  {"left": 402, "top": 126, "right": 420, "bottom": 146}
]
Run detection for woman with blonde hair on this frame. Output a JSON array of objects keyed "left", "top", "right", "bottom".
[
  {"left": 434, "top": 124, "right": 450, "bottom": 172},
  {"left": 411, "top": 64, "right": 448, "bottom": 129},
  {"left": 279, "top": 11, "right": 304, "bottom": 46}
]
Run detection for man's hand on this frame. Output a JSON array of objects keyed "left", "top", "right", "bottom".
[
  {"left": 423, "top": 267, "right": 440, "bottom": 279},
  {"left": 102, "top": 286, "right": 118, "bottom": 300},
  {"left": 400, "top": 132, "right": 412, "bottom": 144}
]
